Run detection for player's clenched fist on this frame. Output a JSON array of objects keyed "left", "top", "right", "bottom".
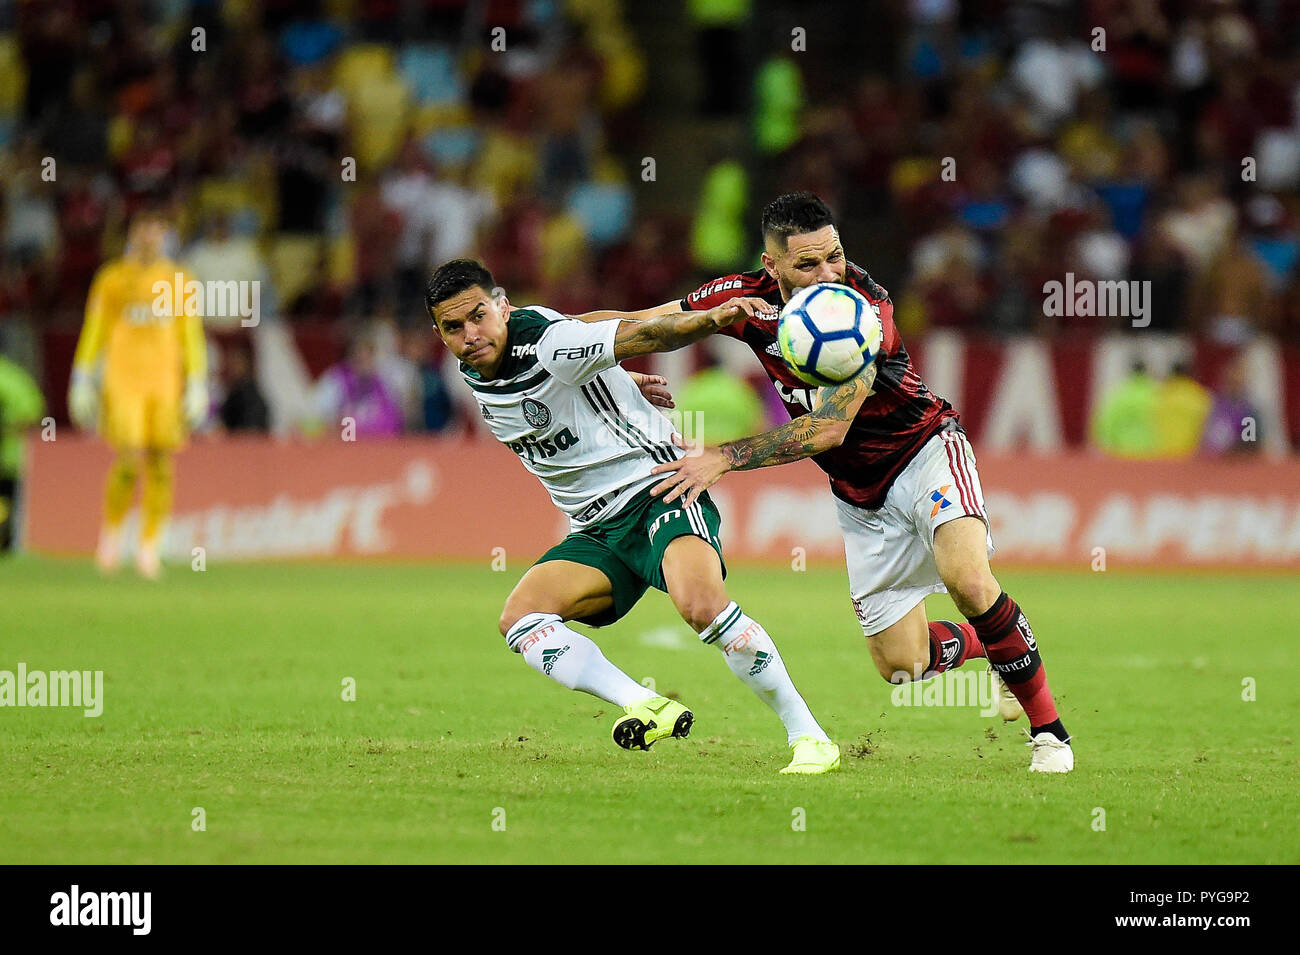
[{"left": 705, "top": 296, "right": 777, "bottom": 329}]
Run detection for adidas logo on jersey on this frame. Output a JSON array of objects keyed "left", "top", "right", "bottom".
[{"left": 765, "top": 341, "right": 783, "bottom": 357}]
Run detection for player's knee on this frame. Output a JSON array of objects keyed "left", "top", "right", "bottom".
[
  {"left": 499, "top": 590, "right": 563, "bottom": 638},
  {"left": 498, "top": 597, "right": 533, "bottom": 638},
  {"left": 672, "top": 588, "right": 728, "bottom": 634},
  {"left": 947, "top": 571, "right": 1000, "bottom": 617},
  {"left": 114, "top": 450, "right": 143, "bottom": 474},
  {"left": 497, "top": 608, "right": 516, "bottom": 639},
  {"left": 873, "top": 651, "right": 928, "bottom": 684}
]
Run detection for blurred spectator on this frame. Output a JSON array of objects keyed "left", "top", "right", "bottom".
[
  {"left": 1104, "top": 0, "right": 1170, "bottom": 113},
  {"left": 1158, "top": 176, "right": 1236, "bottom": 273},
  {"left": 55, "top": 170, "right": 112, "bottom": 309},
  {"left": 1091, "top": 359, "right": 1160, "bottom": 458},
  {"left": 908, "top": 222, "right": 990, "bottom": 331},
  {"left": 753, "top": 56, "right": 804, "bottom": 155},
  {"left": 116, "top": 120, "right": 178, "bottom": 216},
  {"left": 1201, "top": 354, "right": 1262, "bottom": 456},
  {"left": 1008, "top": 19, "right": 1104, "bottom": 134},
  {"left": 381, "top": 141, "right": 496, "bottom": 317},
  {"left": 42, "top": 68, "right": 107, "bottom": 166},
  {"left": 219, "top": 341, "right": 270, "bottom": 433},
  {"left": 0, "top": 354, "right": 45, "bottom": 552},
  {"left": 373, "top": 318, "right": 421, "bottom": 431},
  {"left": 1244, "top": 196, "right": 1299, "bottom": 294},
  {"left": 675, "top": 351, "right": 764, "bottom": 445},
  {"left": 689, "top": 0, "right": 752, "bottom": 116},
  {"left": 1128, "top": 227, "right": 1191, "bottom": 333},
  {"left": 310, "top": 333, "right": 403, "bottom": 439},
  {"left": 1093, "top": 121, "right": 1166, "bottom": 241},
  {"left": 184, "top": 213, "right": 276, "bottom": 329},
  {"left": 691, "top": 160, "right": 749, "bottom": 273},
  {"left": 1191, "top": 231, "right": 1271, "bottom": 346},
  {"left": 3, "top": 143, "right": 59, "bottom": 267},
  {"left": 1008, "top": 145, "right": 1076, "bottom": 213},
  {"left": 348, "top": 178, "right": 401, "bottom": 318},
  {"left": 414, "top": 334, "right": 457, "bottom": 434},
  {"left": 600, "top": 217, "right": 693, "bottom": 308},
  {"left": 1153, "top": 361, "right": 1211, "bottom": 458},
  {"left": 535, "top": 41, "right": 602, "bottom": 198}
]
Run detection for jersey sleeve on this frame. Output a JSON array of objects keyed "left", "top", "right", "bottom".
[
  {"left": 846, "top": 266, "right": 901, "bottom": 358},
  {"left": 681, "top": 273, "right": 745, "bottom": 311},
  {"left": 176, "top": 267, "right": 207, "bottom": 381},
  {"left": 536, "top": 318, "right": 619, "bottom": 386},
  {"left": 72, "top": 265, "right": 113, "bottom": 373},
  {"left": 680, "top": 274, "right": 750, "bottom": 340}
]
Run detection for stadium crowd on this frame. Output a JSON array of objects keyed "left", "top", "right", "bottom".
[
  {"left": 0, "top": 0, "right": 1297, "bottom": 442},
  {"left": 756, "top": 0, "right": 1300, "bottom": 343}
]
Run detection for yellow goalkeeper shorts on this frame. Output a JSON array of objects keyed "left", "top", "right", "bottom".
[{"left": 102, "top": 388, "right": 182, "bottom": 451}]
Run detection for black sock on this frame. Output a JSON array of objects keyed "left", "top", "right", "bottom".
[{"left": 1030, "top": 718, "right": 1070, "bottom": 743}]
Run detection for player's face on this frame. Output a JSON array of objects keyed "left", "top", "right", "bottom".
[
  {"left": 762, "top": 225, "right": 848, "bottom": 302},
  {"left": 128, "top": 218, "right": 168, "bottom": 261},
  {"left": 433, "top": 286, "right": 510, "bottom": 376}
]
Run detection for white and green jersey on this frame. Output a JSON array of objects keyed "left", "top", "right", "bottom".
[{"left": 461, "top": 305, "right": 683, "bottom": 529}]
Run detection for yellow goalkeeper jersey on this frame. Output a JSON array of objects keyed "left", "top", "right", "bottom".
[{"left": 72, "top": 256, "right": 205, "bottom": 397}]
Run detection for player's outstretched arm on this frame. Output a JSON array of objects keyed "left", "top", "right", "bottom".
[
  {"left": 567, "top": 301, "right": 681, "bottom": 323},
  {"left": 611, "top": 297, "right": 774, "bottom": 361},
  {"left": 721, "top": 365, "right": 876, "bottom": 468},
  {"left": 648, "top": 363, "right": 877, "bottom": 506}
]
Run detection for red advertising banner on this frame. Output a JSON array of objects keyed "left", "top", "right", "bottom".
[{"left": 23, "top": 436, "right": 1300, "bottom": 569}]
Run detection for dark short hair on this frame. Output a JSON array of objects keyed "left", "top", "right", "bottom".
[
  {"left": 129, "top": 203, "right": 170, "bottom": 230},
  {"left": 761, "top": 192, "right": 835, "bottom": 248},
  {"left": 426, "top": 259, "right": 496, "bottom": 321}
]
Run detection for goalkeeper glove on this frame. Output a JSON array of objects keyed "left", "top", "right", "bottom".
[
  {"left": 68, "top": 369, "right": 98, "bottom": 430},
  {"left": 184, "top": 377, "right": 210, "bottom": 429}
]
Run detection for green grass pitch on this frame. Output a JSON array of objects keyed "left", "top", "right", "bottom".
[{"left": 2, "top": 556, "right": 1296, "bottom": 864}]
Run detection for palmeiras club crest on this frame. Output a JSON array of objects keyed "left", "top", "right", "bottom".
[{"left": 522, "top": 398, "right": 551, "bottom": 429}]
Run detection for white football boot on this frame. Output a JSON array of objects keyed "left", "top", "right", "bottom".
[
  {"left": 136, "top": 537, "right": 161, "bottom": 580},
  {"left": 95, "top": 525, "right": 122, "bottom": 573},
  {"left": 989, "top": 665, "right": 1025, "bottom": 722},
  {"left": 1027, "top": 731, "right": 1074, "bottom": 773}
]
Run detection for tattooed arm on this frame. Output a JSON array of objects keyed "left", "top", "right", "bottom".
[
  {"left": 649, "top": 362, "right": 878, "bottom": 506},
  {"left": 721, "top": 364, "right": 877, "bottom": 469},
  {"left": 610, "top": 297, "right": 774, "bottom": 361}
]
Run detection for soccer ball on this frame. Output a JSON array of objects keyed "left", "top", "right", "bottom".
[{"left": 776, "top": 283, "right": 883, "bottom": 386}]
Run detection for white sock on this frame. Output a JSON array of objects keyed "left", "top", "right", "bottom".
[
  {"left": 506, "top": 612, "right": 657, "bottom": 707},
  {"left": 700, "top": 602, "right": 828, "bottom": 745}
]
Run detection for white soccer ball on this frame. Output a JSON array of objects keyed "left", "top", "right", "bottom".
[{"left": 776, "top": 282, "right": 883, "bottom": 386}]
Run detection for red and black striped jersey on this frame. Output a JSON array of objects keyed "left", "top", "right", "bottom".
[{"left": 680, "top": 263, "right": 957, "bottom": 510}]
